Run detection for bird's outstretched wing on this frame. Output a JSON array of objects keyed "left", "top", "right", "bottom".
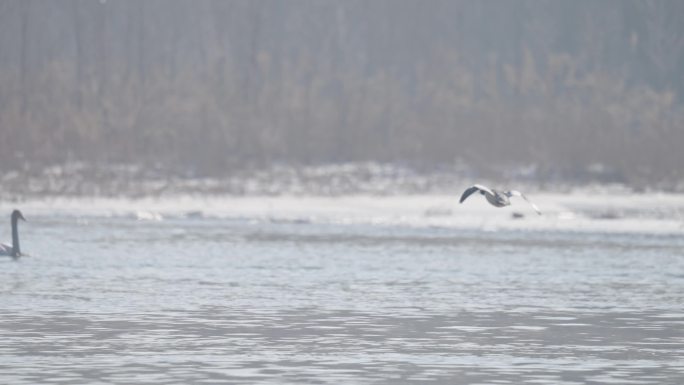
[
  {"left": 506, "top": 190, "right": 542, "bottom": 215},
  {"left": 460, "top": 184, "right": 494, "bottom": 203}
]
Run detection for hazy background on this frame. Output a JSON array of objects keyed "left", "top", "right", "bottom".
[
  {"left": 3, "top": 4, "right": 684, "bottom": 382},
  {"left": 1, "top": 0, "right": 683, "bottom": 192}
]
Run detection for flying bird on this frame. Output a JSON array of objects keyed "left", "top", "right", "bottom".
[
  {"left": 0, "top": 209, "right": 26, "bottom": 259},
  {"left": 459, "top": 184, "right": 542, "bottom": 215}
]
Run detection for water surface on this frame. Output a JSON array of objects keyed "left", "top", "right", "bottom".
[{"left": 1, "top": 207, "right": 683, "bottom": 384}]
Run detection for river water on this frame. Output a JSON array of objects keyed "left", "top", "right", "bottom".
[{"left": 0, "top": 194, "right": 683, "bottom": 384}]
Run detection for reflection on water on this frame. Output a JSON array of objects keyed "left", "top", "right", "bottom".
[{"left": 1, "top": 216, "right": 683, "bottom": 384}]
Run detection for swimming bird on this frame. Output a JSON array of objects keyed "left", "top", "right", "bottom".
[
  {"left": 459, "top": 184, "right": 542, "bottom": 215},
  {"left": 0, "top": 210, "right": 26, "bottom": 258}
]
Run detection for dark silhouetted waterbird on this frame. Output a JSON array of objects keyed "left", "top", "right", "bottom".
[{"left": 0, "top": 210, "right": 26, "bottom": 258}]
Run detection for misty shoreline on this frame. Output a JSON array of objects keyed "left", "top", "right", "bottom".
[{"left": 0, "top": 161, "right": 671, "bottom": 201}]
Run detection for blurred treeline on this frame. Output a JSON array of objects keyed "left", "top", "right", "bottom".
[{"left": 1, "top": 0, "right": 683, "bottom": 187}]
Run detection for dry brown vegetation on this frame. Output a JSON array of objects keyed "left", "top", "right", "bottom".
[{"left": 1, "top": 0, "right": 683, "bottom": 191}]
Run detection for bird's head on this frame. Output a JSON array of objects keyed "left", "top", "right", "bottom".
[{"left": 11, "top": 210, "right": 26, "bottom": 222}]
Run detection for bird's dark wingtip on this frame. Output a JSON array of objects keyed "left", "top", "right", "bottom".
[{"left": 459, "top": 186, "right": 478, "bottom": 204}]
